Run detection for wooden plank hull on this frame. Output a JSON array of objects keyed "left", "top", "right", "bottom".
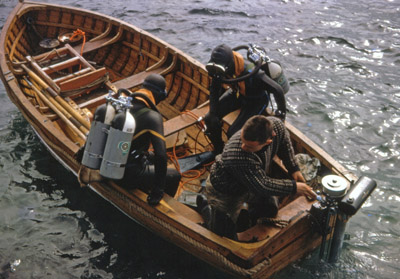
[{"left": 0, "top": 1, "right": 360, "bottom": 278}]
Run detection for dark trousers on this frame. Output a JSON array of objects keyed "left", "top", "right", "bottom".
[
  {"left": 122, "top": 163, "right": 181, "bottom": 197},
  {"left": 204, "top": 90, "right": 269, "bottom": 153},
  {"left": 205, "top": 179, "right": 279, "bottom": 228}
]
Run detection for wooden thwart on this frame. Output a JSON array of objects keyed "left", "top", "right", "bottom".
[
  {"left": 112, "top": 67, "right": 165, "bottom": 90},
  {"left": 112, "top": 50, "right": 176, "bottom": 90},
  {"left": 163, "top": 104, "right": 241, "bottom": 137}
]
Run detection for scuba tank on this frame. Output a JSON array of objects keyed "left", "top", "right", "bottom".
[
  {"left": 100, "top": 96, "right": 136, "bottom": 180},
  {"left": 246, "top": 44, "right": 290, "bottom": 94},
  {"left": 81, "top": 87, "right": 160, "bottom": 180},
  {"left": 207, "top": 43, "right": 289, "bottom": 94},
  {"left": 264, "top": 60, "right": 289, "bottom": 94},
  {"left": 81, "top": 101, "right": 116, "bottom": 169},
  {"left": 98, "top": 90, "right": 159, "bottom": 179}
]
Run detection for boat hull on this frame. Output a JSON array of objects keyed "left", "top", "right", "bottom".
[{"left": 0, "top": 1, "right": 360, "bottom": 278}]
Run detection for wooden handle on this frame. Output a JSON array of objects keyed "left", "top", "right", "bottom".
[
  {"left": 20, "top": 63, "right": 91, "bottom": 130},
  {"left": 22, "top": 77, "right": 87, "bottom": 141}
]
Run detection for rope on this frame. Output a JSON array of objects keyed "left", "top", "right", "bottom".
[
  {"left": 257, "top": 217, "right": 290, "bottom": 228},
  {"left": 166, "top": 113, "right": 214, "bottom": 195},
  {"left": 37, "top": 48, "right": 64, "bottom": 64},
  {"left": 69, "top": 29, "right": 86, "bottom": 56},
  {"left": 69, "top": 29, "right": 86, "bottom": 71}
]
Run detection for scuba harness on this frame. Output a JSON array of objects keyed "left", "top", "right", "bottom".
[
  {"left": 81, "top": 88, "right": 163, "bottom": 180},
  {"left": 206, "top": 43, "right": 289, "bottom": 119},
  {"left": 206, "top": 43, "right": 289, "bottom": 94}
]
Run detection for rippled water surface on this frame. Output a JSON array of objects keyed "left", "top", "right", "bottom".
[{"left": 1, "top": 0, "right": 399, "bottom": 278}]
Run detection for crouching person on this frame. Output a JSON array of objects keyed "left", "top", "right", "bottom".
[
  {"left": 199, "top": 115, "right": 316, "bottom": 238},
  {"left": 78, "top": 74, "right": 181, "bottom": 205}
]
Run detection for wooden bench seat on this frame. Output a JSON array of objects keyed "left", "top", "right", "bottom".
[
  {"left": 112, "top": 48, "right": 176, "bottom": 90},
  {"left": 72, "top": 36, "right": 115, "bottom": 55},
  {"left": 163, "top": 104, "right": 240, "bottom": 137},
  {"left": 77, "top": 67, "right": 170, "bottom": 110},
  {"left": 112, "top": 66, "right": 168, "bottom": 90}
]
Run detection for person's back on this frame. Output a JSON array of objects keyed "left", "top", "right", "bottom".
[
  {"left": 128, "top": 101, "right": 164, "bottom": 160},
  {"left": 78, "top": 73, "right": 180, "bottom": 205},
  {"left": 120, "top": 74, "right": 181, "bottom": 205}
]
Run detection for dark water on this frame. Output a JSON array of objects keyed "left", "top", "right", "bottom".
[{"left": 1, "top": 0, "right": 399, "bottom": 278}]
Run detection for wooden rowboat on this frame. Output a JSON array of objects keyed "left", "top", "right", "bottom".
[{"left": 0, "top": 1, "right": 375, "bottom": 278}]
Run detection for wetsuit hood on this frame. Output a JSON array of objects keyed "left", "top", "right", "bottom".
[
  {"left": 206, "top": 44, "right": 235, "bottom": 77},
  {"left": 143, "top": 74, "right": 167, "bottom": 104}
]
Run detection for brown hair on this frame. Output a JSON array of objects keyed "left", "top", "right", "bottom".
[{"left": 242, "top": 115, "right": 273, "bottom": 143}]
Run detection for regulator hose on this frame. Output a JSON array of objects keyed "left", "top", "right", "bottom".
[
  {"left": 219, "top": 44, "right": 264, "bottom": 84},
  {"left": 232, "top": 45, "right": 250, "bottom": 52}
]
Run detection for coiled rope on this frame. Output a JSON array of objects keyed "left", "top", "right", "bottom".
[{"left": 257, "top": 217, "right": 290, "bottom": 228}]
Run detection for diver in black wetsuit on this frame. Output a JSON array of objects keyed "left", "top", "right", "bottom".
[
  {"left": 121, "top": 74, "right": 181, "bottom": 205},
  {"left": 78, "top": 74, "right": 180, "bottom": 205},
  {"left": 204, "top": 44, "right": 289, "bottom": 154}
]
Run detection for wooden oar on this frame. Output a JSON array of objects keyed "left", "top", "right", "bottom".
[
  {"left": 22, "top": 77, "right": 89, "bottom": 135},
  {"left": 22, "top": 76, "right": 87, "bottom": 141},
  {"left": 20, "top": 63, "right": 91, "bottom": 130}
]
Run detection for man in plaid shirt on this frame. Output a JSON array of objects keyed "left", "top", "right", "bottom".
[{"left": 202, "top": 115, "right": 316, "bottom": 238}]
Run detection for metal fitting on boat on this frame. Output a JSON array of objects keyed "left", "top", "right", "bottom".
[
  {"left": 321, "top": 175, "right": 349, "bottom": 199},
  {"left": 339, "top": 176, "right": 377, "bottom": 216}
]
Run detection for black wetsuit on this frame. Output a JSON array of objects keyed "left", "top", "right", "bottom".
[
  {"left": 204, "top": 64, "right": 287, "bottom": 154},
  {"left": 121, "top": 100, "right": 180, "bottom": 197}
]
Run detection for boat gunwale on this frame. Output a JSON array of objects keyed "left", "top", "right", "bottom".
[{"left": 0, "top": 1, "right": 359, "bottom": 277}]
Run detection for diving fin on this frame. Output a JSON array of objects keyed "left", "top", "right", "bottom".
[{"left": 177, "top": 151, "right": 215, "bottom": 173}]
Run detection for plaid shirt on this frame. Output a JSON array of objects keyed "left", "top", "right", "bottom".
[{"left": 210, "top": 117, "right": 298, "bottom": 197}]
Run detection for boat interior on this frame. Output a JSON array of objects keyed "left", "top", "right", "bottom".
[{"left": 4, "top": 3, "right": 339, "bottom": 246}]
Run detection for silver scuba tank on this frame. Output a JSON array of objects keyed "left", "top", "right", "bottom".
[
  {"left": 100, "top": 110, "right": 136, "bottom": 179},
  {"left": 265, "top": 60, "right": 290, "bottom": 94},
  {"left": 246, "top": 44, "right": 290, "bottom": 94},
  {"left": 81, "top": 103, "right": 116, "bottom": 169}
]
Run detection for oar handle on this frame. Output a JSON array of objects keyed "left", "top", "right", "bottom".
[
  {"left": 23, "top": 77, "right": 87, "bottom": 141},
  {"left": 20, "top": 63, "right": 58, "bottom": 97},
  {"left": 20, "top": 63, "right": 91, "bottom": 130}
]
